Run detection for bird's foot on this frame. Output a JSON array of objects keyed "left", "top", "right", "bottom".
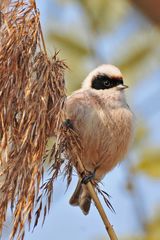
[
  {"left": 81, "top": 170, "right": 96, "bottom": 184},
  {"left": 63, "top": 118, "right": 74, "bottom": 129}
]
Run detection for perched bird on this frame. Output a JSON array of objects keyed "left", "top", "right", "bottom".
[{"left": 66, "top": 64, "right": 134, "bottom": 215}]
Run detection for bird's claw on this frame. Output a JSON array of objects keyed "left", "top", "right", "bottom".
[
  {"left": 63, "top": 119, "right": 74, "bottom": 129},
  {"left": 81, "top": 171, "right": 95, "bottom": 184}
]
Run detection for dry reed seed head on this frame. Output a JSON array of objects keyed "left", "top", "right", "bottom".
[
  {"left": 0, "top": 1, "right": 67, "bottom": 239},
  {"left": 0, "top": 1, "right": 10, "bottom": 11}
]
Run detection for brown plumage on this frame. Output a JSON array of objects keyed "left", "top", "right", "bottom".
[{"left": 66, "top": 64, "right": 134, "bottom": 215}]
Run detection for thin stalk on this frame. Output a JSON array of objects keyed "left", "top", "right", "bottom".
[{"left": 77, "top": 155, "right": 118, "bottom": 240}]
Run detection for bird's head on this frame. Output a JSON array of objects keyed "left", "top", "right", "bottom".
[{"left": 82, "top": 64, "right": 128, "bottom": 91}]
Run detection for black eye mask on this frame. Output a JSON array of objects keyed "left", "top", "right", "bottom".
[{"left": 91, "top": 74, "right": 123, "bottom": 90}]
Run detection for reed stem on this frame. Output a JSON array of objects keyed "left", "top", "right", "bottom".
[{"left": 77, "top": 155, "right": 118, "bottom": 240}]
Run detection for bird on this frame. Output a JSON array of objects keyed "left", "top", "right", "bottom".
[{"left": 65, "top": 64, "right": 134, "bottom": 215}]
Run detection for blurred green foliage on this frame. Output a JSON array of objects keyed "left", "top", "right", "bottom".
[{"left": 134, "top": 148, "right": 160, "bottom": 178}]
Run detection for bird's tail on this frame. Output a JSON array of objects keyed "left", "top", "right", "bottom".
[{"left": 69, "top": 179, "right": 91, "bottom": 215}]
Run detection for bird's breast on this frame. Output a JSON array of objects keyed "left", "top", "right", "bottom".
[{"left": 77, "top": 105, "right": 133, "bottom": 178}]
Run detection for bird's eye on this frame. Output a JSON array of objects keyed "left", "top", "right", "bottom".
[{"left": 104, "top": 80, "right": 110, "bottom": 87}]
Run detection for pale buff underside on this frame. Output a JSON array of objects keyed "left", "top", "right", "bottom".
[{"left": 66, "top": 88, "right": 134, "bottom": 181}]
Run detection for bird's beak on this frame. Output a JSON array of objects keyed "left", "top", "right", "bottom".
[{"left": 117, "top": 84, "right": 128, "bottom": 90}]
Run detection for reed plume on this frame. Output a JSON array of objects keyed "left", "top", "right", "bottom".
[{"left": 0, "top": 1, "right": 66, "bottom": 239}]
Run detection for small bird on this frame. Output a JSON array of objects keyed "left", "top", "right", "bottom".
[{"left": 66, "top": 64, "right": 134, "bottom": 215}]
